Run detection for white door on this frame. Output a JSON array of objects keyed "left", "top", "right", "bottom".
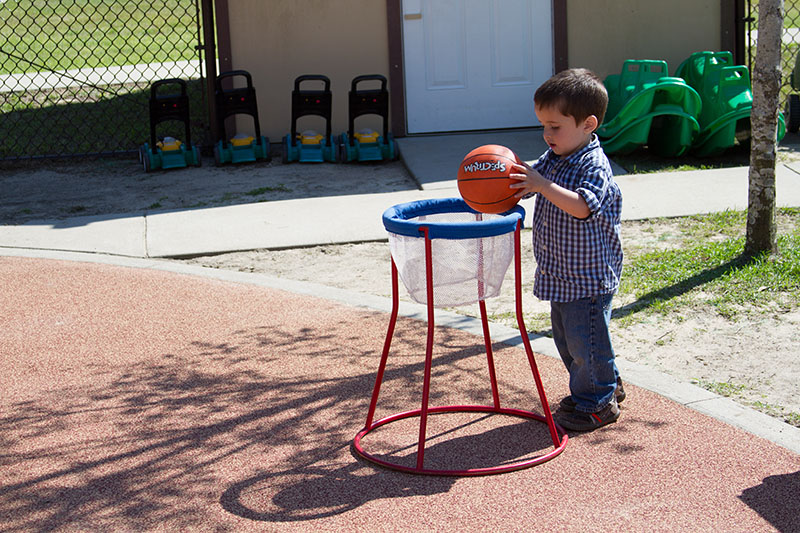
[{"left": 402, "top": 0, "right": 553, "bottom": 133}]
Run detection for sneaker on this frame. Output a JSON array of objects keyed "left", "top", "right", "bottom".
[
  {"left": 555, "top": 398, "right": 620, "bottom": 432},
  {"left": 558, "top": 377, "right": 626, "bottom": 413}
]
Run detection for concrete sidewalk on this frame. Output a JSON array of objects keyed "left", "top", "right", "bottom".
[{"left": 3, "top": 128, "right": 800, "bottom": 258}]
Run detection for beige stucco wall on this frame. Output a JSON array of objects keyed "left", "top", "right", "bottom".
[
  {"left": 225, "top": 0, "right": 390, "bottom": 142},
  {"left": 567, "top": 0, "right": 722, "bottom": 80},
  {"left": 224, "top": 1, "right": 725, "bottom": 141}
]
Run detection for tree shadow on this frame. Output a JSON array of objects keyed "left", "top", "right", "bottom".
[
  {"left": 739, "top": 470, "right": 800, "bottom": 532},
  {"left": 612, "top": 253, "right": 755, "bottom": 320},
  {"left": 220, "top": 415, "right": 561, "bottom": 523},
  {"left": 219, "top": 449, "right": 456, "bottom": 522},
  {"left": 0, "top": 318, "right": 553, "bottom": 531}
]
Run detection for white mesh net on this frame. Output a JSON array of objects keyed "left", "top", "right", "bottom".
[{"left": 388, "top": 212, "right": 515, "bottom": 307}]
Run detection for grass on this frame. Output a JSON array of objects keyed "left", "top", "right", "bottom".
[
  {"left": 0, "top": 0, "right": 207, "bottom": 158},
  {"left": 0, "top": 0, "right": 200, "bottom": 75},
  {"left": 245, "top": 186, "right": 290, "bottom": 197},
  {"left": 616, "top": 208, "right": 800, "bottom": 321},
  {"left": 0, "top": 79, "right": 209, "bottom": 158},
  {"left": 693, "top": 379, "right": 748, "bottom": 397},
  {"left": 608, "top": 206, "right": 800, "bottom": 428},
  {"left": 184, "top": 185, "right": 293, "bottom": 210},
  {"left": 693, "top": 378, "right": 800, "bottom": 427}
]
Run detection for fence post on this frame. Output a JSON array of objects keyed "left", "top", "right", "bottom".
[{"left": 202, "top": 0, "right": 218, "bottom": 145}]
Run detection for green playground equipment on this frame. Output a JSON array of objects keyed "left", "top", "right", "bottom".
[
  {"left": 675, "top": 51, "right": 786, "bottom": 156},
  {"left": 598, "top": 60, "right": 701, "bottom": 157}
]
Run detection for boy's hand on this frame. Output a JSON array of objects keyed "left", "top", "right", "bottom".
[
  {"left": 509, "top": 162, "right": 547, "bottom": 198},
  {"left": 509, "top": 162, "right": 591, "bottom": 218}
]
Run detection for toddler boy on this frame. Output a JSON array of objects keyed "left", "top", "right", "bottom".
[{"left": 509, "top": 68, "right": 625, "bottom": 431}]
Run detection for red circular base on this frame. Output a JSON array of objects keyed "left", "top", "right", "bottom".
[{"left": 353, "top": 404, "right": 568, "bottom": 476}]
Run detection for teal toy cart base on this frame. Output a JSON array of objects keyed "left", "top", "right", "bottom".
[
  {"left": 598, "top": 60, "right": 701, "bottom": 157},
  {"left": 214, "top": 136, "right": 270, "bottom": 165},
  {"left": 339, "top": 75, "right": 398, "bottom": 162},
  {"left": 282, "top": 75, "right": 337, "bottom": 163},
  {"left": 213, "top": 70, "right": 270, "bottom": 166},
  {"left": 140, "top": 78, "right": 201, "bottom": 172},
  {"left": 340, "top": 131, "right": 396, "bottom": 162},
  {"left": 282, "top": 132, "right": 337, "bottom": 163},
  {"left": 140, "top": 141, "right": 200, "bottom": 172}
]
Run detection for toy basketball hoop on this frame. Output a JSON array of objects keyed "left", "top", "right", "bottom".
[{"left": 353, "top": 198, "right": 567, "bottom": 476}]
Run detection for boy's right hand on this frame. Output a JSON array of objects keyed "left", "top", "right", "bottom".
[{"left": 509, "top": 162, "right": 546, "bottom": 198}]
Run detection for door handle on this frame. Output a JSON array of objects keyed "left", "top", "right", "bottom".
[{"left": 404, "top": 13, "right": 422, "bottom": 20}]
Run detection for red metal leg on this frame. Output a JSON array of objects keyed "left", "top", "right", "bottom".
[
  {"left": 514, "top": 222, "right": 562, "bottom": 447},
  {"left": 364, "top": 258, "right": 400, "bottom": 429},
  {"left": 475, "top": 212, "right": 500, "bottom": 409},
  {"left": 415, "top": 227, "right": 435, "bottom": 469},
  {"left": 479, "top": 299, "right": 501, "bottom": 409}
]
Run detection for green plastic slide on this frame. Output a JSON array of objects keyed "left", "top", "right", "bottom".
[
  {"left": 675, "top": 51, "right": 786, "bottom": 156},
  {"left": 598, "top": 60, "right": 701, "bottom": 156}
]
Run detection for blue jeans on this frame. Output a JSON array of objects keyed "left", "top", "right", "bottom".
[{"left": 550, "top": 293, "right": 619, "bottom": 413}]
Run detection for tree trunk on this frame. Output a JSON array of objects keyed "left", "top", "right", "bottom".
[{"left": 746, "top": 0, "right": 784, "bottom": 257}]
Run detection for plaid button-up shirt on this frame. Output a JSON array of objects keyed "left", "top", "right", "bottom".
[{"left": 528, "top": 135, "right": 623, "bottom": 302}]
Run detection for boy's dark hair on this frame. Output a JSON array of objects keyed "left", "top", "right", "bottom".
[{"left": 534, "top": 68, "right": 608, "bottom": 127}]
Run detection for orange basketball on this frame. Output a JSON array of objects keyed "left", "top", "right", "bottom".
[{"left": 457, "top": 144, "right": 522, "bottom": 214}]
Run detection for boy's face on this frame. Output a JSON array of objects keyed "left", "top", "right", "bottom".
[{"left": 534, "top": 104, "right": 598, "bottom": 158}]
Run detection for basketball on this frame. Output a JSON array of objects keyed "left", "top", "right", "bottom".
[{"left": 457, "top": 144, "right": 521, "bottom": 214}]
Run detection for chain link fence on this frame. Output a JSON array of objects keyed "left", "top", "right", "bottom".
[
  {"left": 746, "top": 0, "right": 800, "bottom": 112},
  {"left": 0, "top": 0, "right": 209, "bottom": 160},
  {"left": 3, "top": 1, "right": 798, "bottom": 160}
]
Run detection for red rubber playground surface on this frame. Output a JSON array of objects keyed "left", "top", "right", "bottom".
[{"left": 1, "top": 255, "right": 798, "bottom": 532}]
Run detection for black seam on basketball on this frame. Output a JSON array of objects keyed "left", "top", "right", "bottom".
[
  {"left": 463, "top": 152, "right": 517, "bottom": 161},
  {"left": 458, "top": 176, "right": 515, "bottom": 183},
  {"left": 462, "top": 192, "right": 518, "bottom": 205}
]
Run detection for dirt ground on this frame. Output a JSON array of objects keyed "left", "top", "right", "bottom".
[
  {"left": 2, "top": 151, "right": 798, "bottom": 428},
  {"left": 0, "top": 156, "right": 417, "bottom": 224}
]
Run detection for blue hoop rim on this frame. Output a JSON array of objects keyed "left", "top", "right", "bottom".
[{"left": 382, "top": 198, "right": 525, "bottom": 239}]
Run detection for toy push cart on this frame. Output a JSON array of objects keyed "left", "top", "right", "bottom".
[
  {"left": 339, "top": 74, "right": 397, "bottom": 162},
  {"left": 213, "top": 70, "right": 270, "bottom": 166},
  {"left": 139, "top": 78, "right": 201, "bottom": 172},
  {"left": 353, "top": 198, "right": 567, "bottom": 476},
  {"left": 282, "top": 75, "right": 337, "bottom": 163}
]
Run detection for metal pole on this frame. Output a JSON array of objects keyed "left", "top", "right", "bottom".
[
  {"left": 416, "top": 226, "right": 435, "bottom": 470},
  {"left": 201, "top": 0, "right": 218, "bottom": 144}
]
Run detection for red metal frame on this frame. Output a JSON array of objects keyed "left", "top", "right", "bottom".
[{"left": 354, "top": 221, "right": 567, "bottom": 476}]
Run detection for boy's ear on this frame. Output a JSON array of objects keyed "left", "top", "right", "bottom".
[{"left": 583, "top": 114, "right": 599, "bottom": 133}]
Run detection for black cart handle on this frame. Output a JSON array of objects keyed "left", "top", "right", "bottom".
[
  {"left": 294, "top": 75, "right": 330, "bottom": 92},
  {"left": 151, "top": 78, "right": 187, "bottom": 97},
  {"left": 351, "top": 74, "right": 386, "bottom": 92},
  {"left": 216, "top": 70, "right": 253, "bottom": 90}
]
